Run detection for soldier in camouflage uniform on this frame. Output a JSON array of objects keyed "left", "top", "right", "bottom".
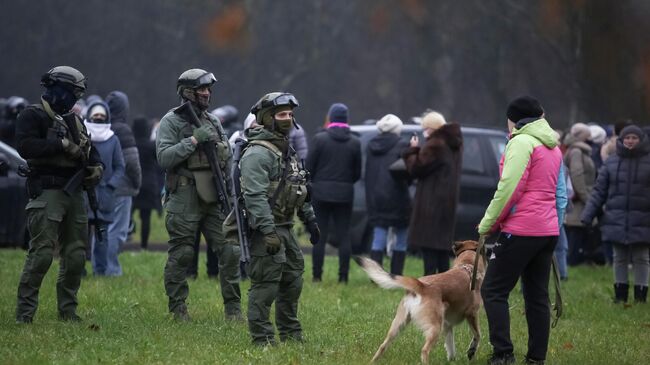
[
  {"left": 240, "top": 92, "right": 321, "bottom": 345},
  {"left": 15, "top": 66, "right": 103, "bottom": 323},
  {"left": 156, "top": 68, "right": 241, "bottom": 321}
]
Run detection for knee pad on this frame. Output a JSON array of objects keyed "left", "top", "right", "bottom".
[
  {"left": 32, "top": 248, "right": 54, "bottom": 274},
  {"left": 65, "top": 248, "right": 87, "bottom": 275},
  {"left": 176, "top": 245, "right": 195, "bottom": 267}
]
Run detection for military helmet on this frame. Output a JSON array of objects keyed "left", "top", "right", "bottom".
[
  {"left": 40, "top": 66, "right": 87, "bottom": 98},
  {"left": 250, "top": 92, "right": 299, "bottom": 117},
  {"left": 176, "top": 68, "right": 217, "bottom": 95}
]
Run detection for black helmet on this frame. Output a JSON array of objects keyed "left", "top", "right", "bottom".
[
  {"left": 40, "top": 66, "right": 87, "bottom": 98},
  {"left": 250, "top": 92, "right": 299, "bottom": 117},
  {"left": 176, "top": 68, "right": 217, "bottom": 95}
]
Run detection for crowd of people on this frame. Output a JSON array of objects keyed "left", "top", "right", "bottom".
[{"left": 3, "top": 65, "right": 649, "bottom": 363}]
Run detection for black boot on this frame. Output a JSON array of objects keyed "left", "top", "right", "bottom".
[
  {"left": 614, "top": 283, "right": 629, "bottom": 303},
  {"left": 370, "top": 250, "right": 383, "bottom": 266},
  {"left": 390, "top": 251, "right": 406, "bottom": 276},
  {"left": 634, "top": 285, "right": 648, "bottom": 303}
]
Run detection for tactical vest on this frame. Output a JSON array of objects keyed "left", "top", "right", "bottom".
[
  {"left": 245, "top": 140, "right": 309, "bottom": 223},
  {"left": 27, "top": 101, "right": 91, "bottom": 169},
  {"left": 176, "top": 113, "right": 231, "bottom": 204}
]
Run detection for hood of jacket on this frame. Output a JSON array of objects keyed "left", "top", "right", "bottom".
[
  {"left": 511, "top": 118, "right": 557, "bottom": 149},
  {"left": 85, "top": 100, "right": 111, "bottom": 123},
  {"left": 368, "top": 132, "right": 400, "bottom": 155},
  {"left": 616, "top": 132, "right": 650, "bottom": 158},
  {"left": 326, "top": 125, "right": 352, "bottom": 142},
  {"left": 106, "top": 90, "right": 130, "bottom": 125},
  {"left": 245, "top": 125, "right": 286, "bottom": 143}
]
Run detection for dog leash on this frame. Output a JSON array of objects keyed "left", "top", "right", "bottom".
[
  {"left": 550, "top": 256, "right": 563, "bottom": 328},
  {"left": 470, "top": 235, "right": 486, "bottom": 291}
]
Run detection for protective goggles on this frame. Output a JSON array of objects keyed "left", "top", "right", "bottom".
[
  {"left": 197, "top": 72, "right": 217, "bottom": 87},
  {"left": 263, "top": 93, "right": 299, "bottom": 109}
]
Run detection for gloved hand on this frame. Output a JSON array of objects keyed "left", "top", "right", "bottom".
[
  {"left": 264, "top": 231, "right": 282, "bottom": 255},
  {"left": 306, "top": 220, "right": 321, "bottom": 245},
  {"left": 192, "top": 124, "right": 214, "bottom": 144},
  {"left": 83, "top": 165, "right": 103, "bottom": 187},
  {"left": 61, "top": 138, "right": 82, "bottom": 160}
]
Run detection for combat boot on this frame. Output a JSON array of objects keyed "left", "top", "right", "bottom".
[
  {"left": 16, "top": 316, "right": 33, "bottom": 324},
  {"left": 58, "top": 312, "right": 82, "bottom": 322},
  {"left": 172, "top": 304, "right": 191, "bottom": 322},
  {"left": 634, "top": 285, "right": 648, "bottom": 303},
  {"left": 614, "top": 283, "right": 629, "bottom": 303},
  {"left": 487, "top": 352, "right": 515, "bottom": 365}
]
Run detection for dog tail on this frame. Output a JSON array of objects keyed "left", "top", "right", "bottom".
[{"left": 354, "top": 256, "right": 424, "bottom": 294}]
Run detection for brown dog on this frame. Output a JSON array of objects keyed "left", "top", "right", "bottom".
[{"left": 355, "top": 240, "right": 486, "bottom": 364}]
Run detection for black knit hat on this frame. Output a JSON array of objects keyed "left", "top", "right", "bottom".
[{"left": 506, "top": 96, "right": 544, "bottom": 123}]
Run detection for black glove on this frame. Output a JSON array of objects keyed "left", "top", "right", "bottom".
[
  {"left": 307, "top": 220, "right": 321, "bottom": 245},
  {"left": 264, "top": 231, "right": 282, "bottom": 255}
]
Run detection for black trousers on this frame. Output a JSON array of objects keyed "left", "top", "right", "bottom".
[
  {"left": 480, "top": 233, "right": 557, "bottom": 361},
  {"left": 189, "top": 230, "right": 219, "bottom": 277},
  {"left": 311, "top": 200, "right": 352, "bottom": 279}
]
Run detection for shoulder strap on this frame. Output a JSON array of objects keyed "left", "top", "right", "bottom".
[{"left": 248, "top": 140, "right": 283, "bottom": 157}]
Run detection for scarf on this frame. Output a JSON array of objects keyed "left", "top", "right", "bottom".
[{"left": 84, "top": 121, "right": 114, "bottom": 142}]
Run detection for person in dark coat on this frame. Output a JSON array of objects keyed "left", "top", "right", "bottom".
[
  {"left": 105, "top": 91, "right": 142, "bottom": 276},
  {"left": 365, "top": 114, "right": 411, "bottom": 275},
  {"left": 132, "top": 117, "right": 162, "bottom": 250},
  {"left": 582, "top": 125, "right": 650, "bottom": 303},
  {"left": 402, "top": 111, "right": 463, "bottom": 275},
  {"left": 306, "top": 103, "right": 361, "bottom": 283}
]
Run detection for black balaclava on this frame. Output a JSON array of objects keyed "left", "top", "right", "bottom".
[{"left": 42, "top": 84, "right": 78, "bottom": 115}]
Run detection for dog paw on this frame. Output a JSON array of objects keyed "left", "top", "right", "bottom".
[{"left": 467, "top": 347, "right": 477, "bottom": 360}]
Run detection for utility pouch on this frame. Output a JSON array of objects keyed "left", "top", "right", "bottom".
[
  {"left": 26, "top": 177, "right": 43, "bottom": 199},
  {"left": 165, "top": 172, "right": 180, "bottom": 194}
]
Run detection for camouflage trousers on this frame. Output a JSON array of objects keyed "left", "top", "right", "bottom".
[
  {"left": 163, "top": 184, "right": 241, "bottom": 318},
  {"left": 16, "top": 189, "right": 87, "bottom": 321},
  {"left": 247, "top": 225, "right": 304, "bottom": 344}
]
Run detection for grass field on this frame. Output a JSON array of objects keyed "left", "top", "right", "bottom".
[{"left": 1, "top": 247, "right": 649, "bottom": 364}]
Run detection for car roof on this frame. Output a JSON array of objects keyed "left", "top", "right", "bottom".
[{"left": 349, "top": 124, "right": 507, "bottom": 136}]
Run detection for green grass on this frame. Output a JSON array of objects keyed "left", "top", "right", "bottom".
[{"left": 1, "top": 248, "right": 649, "bottom": 364}]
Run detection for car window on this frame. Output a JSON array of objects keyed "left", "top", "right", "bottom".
[
  {"left": 488, "top": 136, "right": 507, "bottom": 165},
  {"left": 462, "top": 135, "right": 485, "bottom": 174}
]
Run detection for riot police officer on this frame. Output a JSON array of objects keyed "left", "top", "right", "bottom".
[
  {"left": 15, "top": 66, "right": 103, "bottom": 323},
  {"left": 240, "top": 92, "right": 320, "bottom": 345},
  {"left": 156, "top": 68, "right": 241, "bottom": 321}
]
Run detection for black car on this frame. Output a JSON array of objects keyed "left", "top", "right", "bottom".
[
  {"left": 0, "top": 141, "right": 28, "bottom": 248},
  {"left": 347, "top": 124, "right": 507, "bottom": 254}
]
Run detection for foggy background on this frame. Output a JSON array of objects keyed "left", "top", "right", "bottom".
[{"left": 2, "top": 0, "right": 649, "bottom": 134}]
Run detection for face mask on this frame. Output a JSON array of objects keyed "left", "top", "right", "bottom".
[
  {"left": 43, "top": 84, "right": 78, "bottom": 115},
  {"left": 274, "top": 118, "right": 294, "bottom": 135},
  {"left": 182, "top": 88, "right": 210, "bottom": 111}
]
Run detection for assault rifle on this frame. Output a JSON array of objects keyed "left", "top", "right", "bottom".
[
  {"left": 57, "top": 114, "right": 105, "bottom": 242},
  {"left": 231, "top": 138, "right": 250, "bottom": 264},
  {"left": 177, "top": 101, "right": 231, "bottom": 213}
]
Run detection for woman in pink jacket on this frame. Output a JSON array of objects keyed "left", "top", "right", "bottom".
[{"left": 478, "top": 96, "right": 567, "bottom": 365}]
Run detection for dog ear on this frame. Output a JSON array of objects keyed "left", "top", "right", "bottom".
[{"left": 452, "top": 241, "right": 463, "bottom": 255}]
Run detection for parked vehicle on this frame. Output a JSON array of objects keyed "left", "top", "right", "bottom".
[
  {"left": 345, "top": 124, "right": 507, "bottom": 254},
  {"left": 0, "top": 140, "right": 28, "bottom": 248}
]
